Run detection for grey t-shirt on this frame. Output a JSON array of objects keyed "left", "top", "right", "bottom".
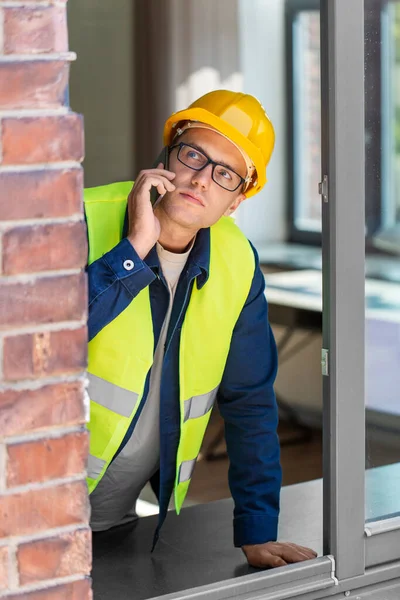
[{"left": 90, "top": 242, "right": 192, "bottom": 531}]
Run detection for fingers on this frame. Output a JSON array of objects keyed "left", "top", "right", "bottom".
[
  {"left": 139, "top": 166, "right": 176, "bottom": 180},
  {"left": 244, "top": 549, "right": 287, "bottom": 569},
  {"left": 262, "top": 554, "right": 287, "bottom": 568},
  {"left": 278, "top": 543, "right": 317, "bottom": 564},
  {"left": 159, "top": 179, "right": 176, "bottom": 194},
  {"left": 243, "top": 542, "right": 317, "bottom": 570},
  {"left": 154, "top": 180, "right": 171, "bottom": 197},
  {"left": 284, "top": 543, "right": 318, "bottom": 560},
  {"left": 134, "top": 175, "right": 176, "bottom": 196}
]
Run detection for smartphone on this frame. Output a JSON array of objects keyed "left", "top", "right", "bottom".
[{"left": 150, "top": 146, "right": 170, "bottom": 207}]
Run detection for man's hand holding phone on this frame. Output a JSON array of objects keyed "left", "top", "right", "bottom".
[{"left": 127, "top": 162, "right": 176, "bottom": 259}]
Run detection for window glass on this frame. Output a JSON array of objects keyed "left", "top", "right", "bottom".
[
  {"left": 376, "top": 1, "right": 400, "bottom": 252},
  {"left": 291, "top": 0, "right": 400, "bottom": 249},
  {"left": 292, "top": 10, "right": 322, "bottom": 233},
  {"left": 365, "top": 0, "right": 400, "bottom": 524}
]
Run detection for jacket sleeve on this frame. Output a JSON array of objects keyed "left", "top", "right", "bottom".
[
  {"left": 217, "top": 244, "right": 282, "bottom": 548},
  {"left": 87, "top": 237, "right": 156, "bottom": 341}
]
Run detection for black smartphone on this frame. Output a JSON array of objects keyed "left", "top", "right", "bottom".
[{"left": 150, "top": 146, "right": 170, "bottom": 207}]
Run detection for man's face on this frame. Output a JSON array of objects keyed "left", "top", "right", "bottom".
[{"left": 155, "top": 128, "right": 247, "bottom": 231}]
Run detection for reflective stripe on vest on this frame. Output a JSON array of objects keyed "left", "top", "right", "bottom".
[
  {"left": 179, "top": 459, "right": 197, "bottom": 483},
  {"left": 183, "top": 386, "right": 218, "bottom": 422},
  {"left": 84, "top": 182, "right": 255, "bottom": 511},
  {"left": 88, "top": 373, "right": 137, "bottom": 418},
  {"left": 87, "top": 454, "right": 106, "bottom": 480}
]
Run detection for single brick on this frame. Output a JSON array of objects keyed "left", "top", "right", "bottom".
[
  {"left": 2, "top": 221, "right": 88, "bottom": 275},
  {"left": 17, "top": 528, "right": 91, "bottom": 585},
  {"left": 0, "top": 481, "right": 89, "bottom": 538},
  {"left": 0, "top": 273, "right": 87, "bottom": 328},
  {"left": 0, "top": 381, "right": 86, "bottom": 437},
  {"left": 0, "top": 169, "right": 83, "bottom": 221},
  {"left": 6, "top": 430, "right": 89, "bottom": 487},
  {"left": 4, "top": 6, "right": 68, "bottom": 55},
  {"left": 3, "top": 327, "right": 87, "bottom": 381},
  {"left": 0, "top": 546, "right": 9, "bottom": 591},
  {"left": 3, "top": 578, "right": 92, "bottom": 600},
  {"left": 0, "top": 62, "right": 69, "bottom": 110},
  {"left": 2, "top": 114, "right": 84, "bottom": 165}
]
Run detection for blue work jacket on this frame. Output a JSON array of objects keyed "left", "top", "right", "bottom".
[{"left": 87, "top": 209, "right": 282, "bottom": 548}]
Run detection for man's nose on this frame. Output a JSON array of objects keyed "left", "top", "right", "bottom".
[{"left": 191, "top": 164, "right": 213, "bottom": 189}]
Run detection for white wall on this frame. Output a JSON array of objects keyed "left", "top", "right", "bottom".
[
  {"left": 169, "top": 0, "right": 243, "bottom": 111},
  {"left": 236, "top": 0, "right": 288, "bottom": 247}
]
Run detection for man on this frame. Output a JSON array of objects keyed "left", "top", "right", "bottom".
[{"left": 85, "top": 90, "right": 317, "bottom": 568}]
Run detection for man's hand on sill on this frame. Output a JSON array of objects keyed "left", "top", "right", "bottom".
[{"left": 242, "top": 541, "right": 317, "bottom": 568}]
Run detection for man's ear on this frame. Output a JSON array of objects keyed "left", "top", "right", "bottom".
[{"left": 224, "top": 193, "right": 246, "bottom": 216}]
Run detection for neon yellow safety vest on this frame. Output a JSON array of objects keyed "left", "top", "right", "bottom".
[{"left": 84, "top": 181, "right": 255, "bottom": 513}]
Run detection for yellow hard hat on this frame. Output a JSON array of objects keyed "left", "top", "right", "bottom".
[{"left": 163, "top": 90, "right": 275, "bottom": 198}]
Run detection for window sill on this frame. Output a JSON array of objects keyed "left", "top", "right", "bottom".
[{"left": 91, "top": 464, "right": 400, "bottom": 599}]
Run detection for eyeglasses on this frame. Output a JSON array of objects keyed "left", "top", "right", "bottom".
[{"left": 169, "top": 142, "right": 246, "bottom": 192}]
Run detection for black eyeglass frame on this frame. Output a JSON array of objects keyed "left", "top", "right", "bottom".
[{"left": 168, "top": 142, "right": 246, "bottom": 192}]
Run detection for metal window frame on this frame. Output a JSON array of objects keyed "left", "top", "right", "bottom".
[
  {"left": 365, "top": 516, "right": 400, "bottom": 567},
  {"left": 320, "top": 0, "right": 366, "bottom": 579},
  {"left": 151, "top": 559, "right": 336, "bottom": 600},
  {"left": 321, "top": 0, "right": 400, "bottom": 578}
]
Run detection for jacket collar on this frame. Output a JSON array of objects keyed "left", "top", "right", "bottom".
[{"left": 123, "top": 208, "right": 210, "bottom": 289}]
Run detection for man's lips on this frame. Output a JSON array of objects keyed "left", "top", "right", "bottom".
[{"left": 179, "top": 192, "right": 205, "bottom": 207}]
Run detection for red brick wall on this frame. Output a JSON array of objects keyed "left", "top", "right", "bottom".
[{"left": 0, "top": 1, "right": 91, "bottom": 598}]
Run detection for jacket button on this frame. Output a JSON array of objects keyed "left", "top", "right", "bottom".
[{"left": 123, "top": 259, "right": 134, "bottom": 271}]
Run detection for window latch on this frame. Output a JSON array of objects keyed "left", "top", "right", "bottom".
[
  {"left": 318, "top": 175, "right": 328, "bottom": 203},
  {"left": 321, "top": 348, "right": 329, "bottom": 376}
]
